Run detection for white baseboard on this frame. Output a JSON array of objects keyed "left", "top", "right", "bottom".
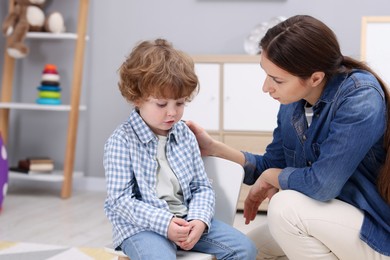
[{"left": 73, "top": 176, "right": 106, "bottom": 191}]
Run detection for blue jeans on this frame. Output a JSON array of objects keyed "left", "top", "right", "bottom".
[{"left": 120, "top": 218, "right": 257, "bottom": 260}]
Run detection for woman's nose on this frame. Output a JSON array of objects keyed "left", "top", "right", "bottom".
[
  {"left": 262, "top": 81, "right": 270, "bottom": 93},
  {"left": 262, "top": 77, "right": 274, "bottom": 93}
]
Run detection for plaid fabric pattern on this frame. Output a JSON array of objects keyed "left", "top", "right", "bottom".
[{"left": 104, "top": 110, "right": 215, "bottom": 248}]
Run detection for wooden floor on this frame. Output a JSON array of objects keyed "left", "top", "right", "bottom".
[
  {"left": 0, "top": 182, "right": 267, "bottom": 248},
  {"left": 0, "top": 184, "right": 112, "bottom": 247}
]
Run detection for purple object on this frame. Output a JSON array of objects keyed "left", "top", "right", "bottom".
[{"left": 0, "top": 133, "right": 8, "bottom": 212}]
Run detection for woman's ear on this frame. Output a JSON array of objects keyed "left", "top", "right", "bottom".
[{"left": 311, "top": 71, "right": 326, "bottom": 87}]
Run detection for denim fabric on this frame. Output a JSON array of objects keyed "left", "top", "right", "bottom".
[
  {"left": 121, "top": 218, "right": 257, "bottom": 260},
  {"left": 243, "top": 70, "right": 390, "bottom": 256}
]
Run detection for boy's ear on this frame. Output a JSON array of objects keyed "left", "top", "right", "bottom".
[
  {"left": 133, "top": 99, "right": 143, "bottom": 108},
  {"left": 311, "top": 71, "right": 325, "bottom": 87}
]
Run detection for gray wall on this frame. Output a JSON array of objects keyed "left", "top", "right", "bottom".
[{"left": 1, "top": 0, "right": 389, "bottom": 179}]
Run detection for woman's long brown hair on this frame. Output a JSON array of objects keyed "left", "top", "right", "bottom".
[{"left": 260, "top": 15, "right": 390, "bottom": 204}]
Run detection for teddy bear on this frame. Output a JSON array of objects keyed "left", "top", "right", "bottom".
[
  {"left": 2, "top": 0, "right": 46, "bottom": 59},
  {"left": 44, "top": 11, "right": 65, "bottom": 34},
  {"left": 2, "top": 0, "right": 65, "bottom": 59}
]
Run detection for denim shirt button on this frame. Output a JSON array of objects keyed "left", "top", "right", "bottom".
[
  {"left": 302, "top": 135, "right": 307, "bottom": 141},
  {"left": 307, "top": 161, "right": 312, "bottom": 166}
]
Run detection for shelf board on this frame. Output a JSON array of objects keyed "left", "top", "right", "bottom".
[
  {"left": 192, "top": 54, "right": 261, "bottom": 63},
  {"left": 0, "top": 102, "right": 87, "bottom": 111},
  {"left": 26, "top": 32, "right": 89, "bottom": 40},
  {"left": 9, "top": 170, "right": 84, "bottom": 182}
]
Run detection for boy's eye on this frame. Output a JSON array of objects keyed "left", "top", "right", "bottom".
[
  {"left": 157, "top": 103, "right": 167, "bottom": 107},
  {"left": 176, "top": 102, "right": 185, "bottom": 106}
]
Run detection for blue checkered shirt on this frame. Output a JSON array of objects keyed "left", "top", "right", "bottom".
[{"left": 104, "top": 109, "right": 215, "bottom": 248}]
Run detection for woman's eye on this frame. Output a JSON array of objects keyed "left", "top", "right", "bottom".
[{"left": 273, "top": 78, "right": 283, "bottom": 84}]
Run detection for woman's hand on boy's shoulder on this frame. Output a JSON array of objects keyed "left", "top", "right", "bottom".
[{"left": 185, "top": 120, "right": 215, "bottom": 156}]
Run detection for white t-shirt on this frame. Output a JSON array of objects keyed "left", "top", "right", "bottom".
[{"left": 156, "top": 135, "right": 188, "bottom": 217}]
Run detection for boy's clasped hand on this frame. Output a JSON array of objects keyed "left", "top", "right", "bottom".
[{"left": 168, "top": 217, "right": 206, "bottom": 250}]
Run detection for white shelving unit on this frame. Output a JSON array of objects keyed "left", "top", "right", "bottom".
[
  {"left": 26, "top": 32, "right": 89, "bottom": 41},
  {"left": 0, "top": 0, "right": 90, "bottom": 198},
  {"left": 9, "top": 170, "right": 83, "bottom": 182},
  {"left": 0, "top": 102, "right": 87, "bottom": 111},
  {"left": 27, "top": 32, "right": 78, "bottom": 40},
  {"left": 1, "top": 32, "right": 88, "bottom": 112}
]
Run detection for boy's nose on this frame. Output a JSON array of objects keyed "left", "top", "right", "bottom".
[{"left": 167, "top": 107, "right": 177, "bottom": 116}]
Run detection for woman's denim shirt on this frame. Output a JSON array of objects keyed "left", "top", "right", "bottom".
[{"left": 244, "top": 70, "right": 390, "bottom": 256}]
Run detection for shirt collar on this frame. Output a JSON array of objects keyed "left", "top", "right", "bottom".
[
  {"left": 316, "top": 72, "right": 348, "bottom": 104},
  {"left": 129, "top": 109, "right": 180, "bottom": 144}
]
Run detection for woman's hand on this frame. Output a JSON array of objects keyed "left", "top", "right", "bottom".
[
  {"left": 243, "top": 168, "right": 281, "bottom": 224},
  {"left": 185, "top": 120, "right": 216, "bottom": 156}
]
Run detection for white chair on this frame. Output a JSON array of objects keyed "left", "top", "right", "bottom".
[{"left": 105, "top": 156, "right": 245, "bottom": 260}]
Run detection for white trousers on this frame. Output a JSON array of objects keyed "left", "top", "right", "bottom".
[{"left": 247, "top": 190, "right": 390, "bottom": 260}]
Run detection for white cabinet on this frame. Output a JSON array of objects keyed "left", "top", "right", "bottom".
[
  {"left": 183, "top": 63, "right": 220, "bottom": 131},
  {"left": 186, "top": 55, "right": 279, "bottom": 136},
  {"left": 223, "top": 63, "right": 279, "bottom": 131}
]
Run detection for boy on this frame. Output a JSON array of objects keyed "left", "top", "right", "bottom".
[{"left": 104, "top": 38, "right": 256, "bottom": 260}]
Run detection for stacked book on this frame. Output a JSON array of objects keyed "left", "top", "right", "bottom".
[{"left": 11, "top": 157, "right": 54, "bottom": 174}]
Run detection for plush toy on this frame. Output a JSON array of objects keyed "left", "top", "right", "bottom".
[
  {"left": 2, "top": 0, "right": 46, "bottom": 59},
  {"left": 44, "top": 11, "right": 65, "bottom": 33},
  {"left": 2, "top": 0, "right": 65, "bottom": 59}
]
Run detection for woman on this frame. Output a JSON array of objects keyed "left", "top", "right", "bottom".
[{"left": 186, "top": 15, "right": 390, "bottom": 259}]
